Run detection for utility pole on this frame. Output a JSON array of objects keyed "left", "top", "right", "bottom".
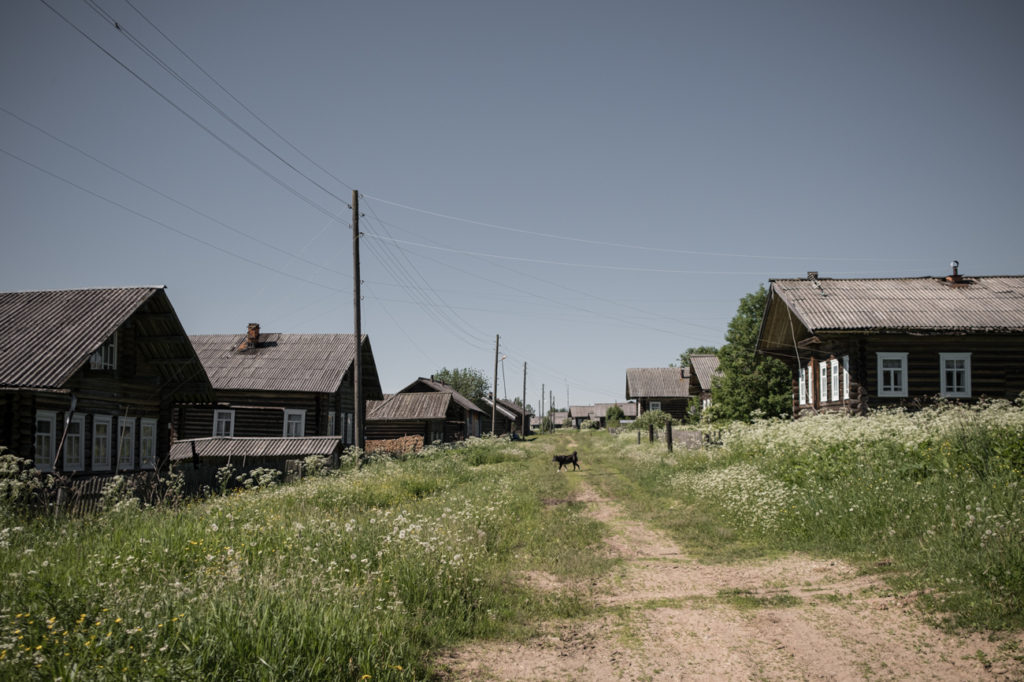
[
  {"left": 492, "top": 334, "right": 499, "bottom": 435},
  {"left": 353, "top": 190, "right": 364, "bottom": 452},
  {"left": 541, "top": 383, "right": 545, "bottom": 429},
  {"left": 522, "top": 362, "right": 527, "bottom": 436}
]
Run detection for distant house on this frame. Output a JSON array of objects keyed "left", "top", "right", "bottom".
[
  {"left": 0, "top": 287, "right": 211, "bottom": 475},
  {"left": 625, "top": 367, "right": 691, "bottom": 420},
  {"left": 568, "top": 402, "right": 637, "bottom": 428},
  {"left": 366, "top": 377, "right": 485, "bottom": 445},
  {"left": 176, "top": 324, "right": 383, "bottom": 442},
  {"left": 687, "top": 354, "right": 720, "bottom": 411},
  {"left": 478, "top": 395, "right": 529, "bottom": 436},
  {"left": 531, "top": 410, "right": 568, "bottom": 430},
  {"left": 756, "top": 269, "right": 1024, "bottom": 416}
]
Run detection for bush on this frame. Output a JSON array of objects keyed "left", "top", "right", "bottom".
[
  {"left": 0, "top": 448, "right": 48, "bottom": 514},
  {"left": 237, "top": 467, "right": 282, "bottom": 489},
  {"left": 631, "top": 410, "right": 675, "bottom": 430}
]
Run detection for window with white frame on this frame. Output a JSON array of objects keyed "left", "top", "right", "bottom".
[
  {"left": 805, "top": 364, "right": 815, "bottom": 404},
  {"left": 34, "top": 410, "right": 56, "bottom": 472},
  {"left": 830, "top": 359, "right": 840, "bottom": 402},
  {"left": 63, "top": 414, "right": 85, "bottom": 472},
  {"left": 283, "top": 409, "right": 305, "bottom": 437},
  {"left": 92, "top": 415, "right": 112, "bottom": 471},
  {"left": 877, "top": 352, "right": 908, "bottom": 397},
  {"left": 819, "top": 362, "right": 829, "bottom": 403},
  {"left": 842, "top": 356, "right": 851, "bottom": 400},
  {"left": 117, "top": 417, "right": 135, "bottom": 471},
  {"left": 798, "top": 370, "right": 806, "bottom": 405},
  {"left": 213, "top": 409, "right": 235, "bottom": 437},
  {"left": 90, "top": 333, "right": 117, "bottom": 370},
  {"left": 140, "top": 418, "right": 157, "bottom": 470},
  {"left": 940, "top": 352, "right": 971, "bottom": 398},
  {"left": 649, "top": 401, "right": 662, "bottom": 412}
]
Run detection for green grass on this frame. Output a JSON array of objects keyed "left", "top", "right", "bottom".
[{"left": 0, "top": 437, "right": 610, "bottom": 680}]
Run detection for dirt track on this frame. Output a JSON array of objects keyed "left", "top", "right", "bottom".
[{"left": 438, "top": 480, "right": 1023, "bottom": 681}]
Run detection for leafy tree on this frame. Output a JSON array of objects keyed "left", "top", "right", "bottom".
[
  {"left": 511, "top": 396, "right": 534, "bottom": 415},
  {"left": 675, "top": 345, "right": 719, "bottom": 369},
  {"left": 605, "top": 404, "right": 625, "bottom": 422},
  {"left": 432, "top": 367, "right": 490, "bottom": 401},
  {"left": 708, "top": 285, "right": 791, "bottom": 421}
]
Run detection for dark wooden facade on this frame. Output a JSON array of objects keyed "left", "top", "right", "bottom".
[
  {"left": 0, "top": 287, "right": 211, "bottom": 475},
  {"left": 366, "top": 378, "right": 484, "bottom": 444}
]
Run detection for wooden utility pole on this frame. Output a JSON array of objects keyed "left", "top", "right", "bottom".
[
  {"left": 522, "top": 362, "right": 527, "bottom": 436},
  {"left": 353, "top": 190, "right": 364, "bottom": 451},
  {"left": 541, "top": 383, "right": 545, "bottom": 429},
  {"left": 491, "top": 334, "right": 499, "bottom": 435}
]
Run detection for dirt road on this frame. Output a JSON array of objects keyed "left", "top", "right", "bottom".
[{"left": 439, "top": 480, "right": 1023, "bottom": 681}]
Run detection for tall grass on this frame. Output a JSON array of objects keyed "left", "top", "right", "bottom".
[
  {"left": 0, "top": 437, "right": 607, "bottom": 680},
  {"left": 609, "top": 400, "right": 1024, "bottom": 629}
]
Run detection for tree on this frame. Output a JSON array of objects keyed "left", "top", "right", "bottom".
[
  {"left": 675, "top": 345, "right": 719, "bottom": 369},
  {"left": 708, "top": 285, "right": 791, "bottom": 421},
  {"left": 432, "top": 367, "right": 490, "bottom": 401},
  {"left": 605, "top": 404, "right": 625, "bottom": 422}
]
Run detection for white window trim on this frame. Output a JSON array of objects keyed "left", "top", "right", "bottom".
[
  {"left": 63, "top": 414, "right": 86, "bottom": 472},
  {"left": 213, "top": 409, "right": 235, "bottom": 437},
  {"left": 842, "top": 356, "right": 851, "bottom": 400},
  {"left": 92, "top": 415, "right": 112, "bottom": 471},
  {"left": 877, "top": 352, "right": 909, "bottom": 398},
  {"left": 649, "top": 400, "right": 662, "bottom": 412},
  {"left": 90, "top": 333, "right": 118, "bottom": 370},
  {"left": 283, "top": 409, "right": 306, "bottom": 437},
  {"left": 117, "top": 417, "right": 136, "bottom": 471},
  {"left": 34, "top": 410, "right": 57, "bottom": 473},
  {"left": 798, "top": 370, "right": 806, "bottom": 405},
  {"left": 806, "top": 364, "right": 815, "bottom": 404},
  {"left": 140, "top": 418, "right": 158, "bottom": 470},
  {"left": 830, "top": 359, "right": 840, "bottom": 403},
  {"left": 940, "top": 352, "right": 972, "bottom": 398},
  {"left": 819, "top": 362, "right": 829, "bottom": 403}
]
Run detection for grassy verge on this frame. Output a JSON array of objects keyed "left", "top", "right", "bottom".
[
  {"left": 0, "top": 437, "right": 610, "bottom": 680},
  {"left": 585, "top": 400, "right": 1024, "bottom": 630}
]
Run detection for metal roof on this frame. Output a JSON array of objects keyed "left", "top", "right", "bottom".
[
  {"left": 770, "top": 276, "right": 1024, "bottom": 333},
  {"left": 479, "top": 396, "right": 518, "bottom": 420},
  {"left": 170, "top": 436, "right": 343, "bottom": 461},
  {"left": 190, "top": 333, "right": 368, "bottom": 394},
  {"left": 688, "top": 354, "right": 721, "bottom": 391},
  {"left": 396, "top": 377, "right": 485, "bottom": 414},
  {"left": 0, "top": 287, "right": 210, "bottom": 399},
  {"left": 625, "top": 367, "right": 691, "bottom": 399},
  {"left": 367, "top": 392, "right": 451, "bottom": 421}
]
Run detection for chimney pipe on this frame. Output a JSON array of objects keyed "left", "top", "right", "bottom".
[
  {"left": 946, "top": 260, "right": 963, "bottom": 284},
  {"left": 246, "top": 323, "right": 260, "bottom": 348}
]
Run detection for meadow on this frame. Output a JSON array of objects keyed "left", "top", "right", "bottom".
[{"left": 2, "top": 399, "right": 1022, "bottom": 679}]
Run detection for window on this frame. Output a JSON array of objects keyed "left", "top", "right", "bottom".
[
  {"left": 90, "top": 333, "right": 117, "bottom": 370},
  {"left": 117, "top": 417, "right": 135, "bottom": 471},
  {"left": 830, "top": 359, "right": 840, "bottom": 402},
  {"left": 284, "top": 409, "right": 305, "bottom": 437},
  {"left": 819, "top": 362, "right": 829, "bottom": 403},
  {"left": 140, "top": 418, "right": 157, "bottom": 470},
  {"left": 92, "top": 415, "right": 112, "bottom": 471},
  {"left": 344, "top": 412, "right": 354, "bottom": 444},
  {"left": 649, "top": 401, "right": 662, "bottom": 412},
  {"left": 34, "top": 410, "right": 56, "bottom": 472},
  {"left": 213, "top": 409, "right": 235, "bottom": 437},
  {"left": 806, "top": 364, "right": 815, "bottom": 404},
  {"left": 842, "top": 356, "right": 851, "bottom": 400},
  {"left": 64, "top": 414, "right": 85, "bottom": 472},
  {"left": 877, "top": 352, "right": 908, "bottom": 397},
  {"left": 327, "top": 411, "right": 336, "bottom": 436},
  {"left": 940, "top": 353, "right": 971, "bottom": 398},
  {"left": 798, "top": 370, "right": 806, "bottom": 405}
]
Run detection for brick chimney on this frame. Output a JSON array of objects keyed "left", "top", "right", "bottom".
[
  {"left": 238, "top": 323, "right": 260, "bottom": 351},
  {"left": 945, "top": 260, "right": 963, "bottom": 284}
]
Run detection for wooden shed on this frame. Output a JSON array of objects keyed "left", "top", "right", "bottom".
[
  {"left": 756, "top": 269, "right": 1024, "bottom": 416},
  {"left": 0, "top": 286, "right": 211, "bottom": 475}
]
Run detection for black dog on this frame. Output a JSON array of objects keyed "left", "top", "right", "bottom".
[{"left": 553, "top": 451, "right": 580, "bottom": 471}]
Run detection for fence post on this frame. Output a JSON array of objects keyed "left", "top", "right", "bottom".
[
  {"left": 637, "top": 431, "right": 641, "bottom": 444},
  {"left": 648, "top": 424, "right": 655, "bottom": 443},
  {"left": 666, "top": 423, "right": 673, "bottom": 452}
]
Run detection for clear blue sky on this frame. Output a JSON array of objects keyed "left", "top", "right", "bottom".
[{"left": 2, "top": 0, "right": 1022, "bottom": 409}]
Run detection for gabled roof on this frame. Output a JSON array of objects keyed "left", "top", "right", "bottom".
[
  {"left": 625, "top": 367, "right": 690, "bottom": 399},
  {"left": 190, "top": 333, "right": 381, "bottom": 396},
  {"left": 479, "top": 396, "right": 518, "bottom": 421},
  {"left": 367, "top": 392, "right": 452, "bottom": 421},
  {"left": 170, "top": 436, "right": 343, "bottom": 461},
  {"left": 0, "top": 286, "right": 209, "bottom": 398},
  {"left": 397, "top": 377, "right": 485, "bottom": 414},
  {"left": 759, "top": 275, "right": 1024, "bottom": 354},
  {"left": 688, "top": 354, "right": 721, "bottom": 391}
]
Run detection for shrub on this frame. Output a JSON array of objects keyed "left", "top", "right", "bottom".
[
  {"left": 237, "top": 467, "right": 282, "bottom": 489},
  {"left": 632, "top": 410, "right": 675, "bottom": 430},
  {"left": 0, "top": 448, "right": 48, "bottom": 514}
]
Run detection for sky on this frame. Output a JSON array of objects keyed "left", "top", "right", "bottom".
[{"left": 2, "top": 0, "right": 1022, "bottom": 410}]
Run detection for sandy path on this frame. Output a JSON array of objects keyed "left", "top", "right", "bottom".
[{"left": 437, "top": 482, "right": 1023, "bottom": 681}]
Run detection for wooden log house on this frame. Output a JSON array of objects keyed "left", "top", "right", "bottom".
[
  {"left": 366, "top": 377, "right": 484, "bottom": 445},
  {"left": 756, "top": 268, "right": 1024, "bottom": 416},
  {"left": 625, "top": 367, "right": 691, "bottom": 420}
]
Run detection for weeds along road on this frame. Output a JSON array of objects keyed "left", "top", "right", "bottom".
[{"left": 438, "top": 429, "right": 1023, "bottom": 681}]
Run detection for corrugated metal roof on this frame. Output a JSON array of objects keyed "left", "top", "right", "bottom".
[
  {"left": 689, "top": 354, "right": 720, "bottom": 391},
  {"left": 480, "top": 396, "right": 517, "bottom": 420},
  {"left": 397, "top": 377, "right": 485, "bottom": 414},
  {"left": 772, "top": 276, "right": 1024, "bottom": 333},
  {"left": 190, "top": 333, "right": 362, "bottom": 394},
  {"left": 169, "top": 436, "right": 343, "bottom": 461},
  {"left": 625, "top": 367, "right": 690, "bottom": 399},
  {"left": 0, "top": 287, "right": 209, "bottom": 400},
  {"left": 367, "top": 392, "right": 451, "bottom": 421}
]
